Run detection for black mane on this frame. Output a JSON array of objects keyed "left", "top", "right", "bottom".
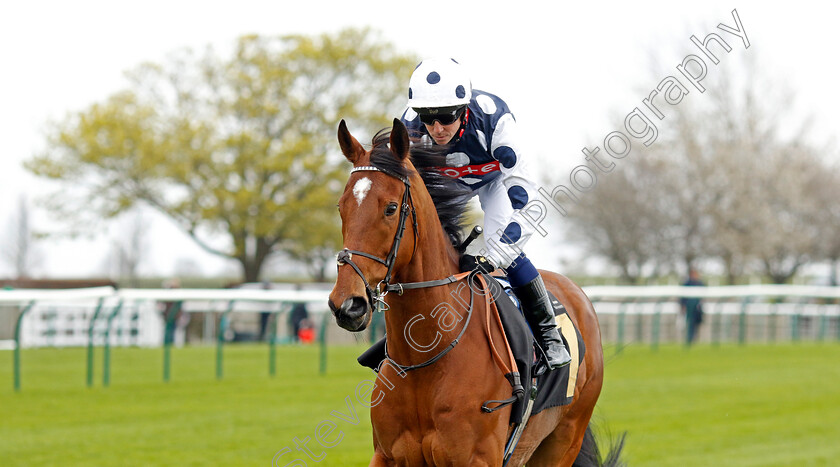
[{"left": 368, "top": 129, "right": 471, "bottom": 247}]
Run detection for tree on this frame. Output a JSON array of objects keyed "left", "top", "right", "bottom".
[
  {"left": 565, "top": 53, "right": 837, "bottom": 284},
  {"left": 26, "top": 28, "right": 417, "bottom": 282},
  {"left": 694, "top": 60, "right": 831, "bottom": 284},
  {"left": 566, "top": 156, "right": 672, "bottom": 284},
  {"left": 814, "top": 161, "right": 840, "bottom": 285},
  {"left": 3, "top": 194, "right": 42, "bottom": 279},
  {"left": 281, "top": 203, "right": 342, "bottom": 282},
  {"left": 107, "top": 210, "right": 149, "bottom": 286}
]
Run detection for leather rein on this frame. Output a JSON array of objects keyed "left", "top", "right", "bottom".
[
  {"left": 335, "top": 165, "right": 474, "bottom": 372},
  {"left": 335, "top": 165, "right": 524, "bottom": 430}
]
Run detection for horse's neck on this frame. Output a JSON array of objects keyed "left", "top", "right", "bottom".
[
  {"left": 393, "top": 176, "right": 461, "bottom": 292},
  {"left": 382, "top": 193, "right": 475, "bottom": 367}
]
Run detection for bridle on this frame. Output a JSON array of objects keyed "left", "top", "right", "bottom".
[
  {"left": 334, "top": 164, "right": 476, "bottom": 372},
  {"left": 334, "top": 162, "right": 523, "bottom": 422},
  {"left": 336, "top": 165, "right": 474, "bottom": 307},
  {"left": 335, "top": 165, "right": 418, "bottom": 311}
]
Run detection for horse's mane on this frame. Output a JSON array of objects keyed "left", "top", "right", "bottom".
[{"left": 369, "top": 128, "right": 471, "bottom": 247}]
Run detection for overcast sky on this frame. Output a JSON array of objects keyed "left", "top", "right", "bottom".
[{"left": 1, "top": 1, "right": 837, "bottom": 280}]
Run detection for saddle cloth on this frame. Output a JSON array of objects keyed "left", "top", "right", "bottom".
[{"left": 489, "top": 275, "right": 585, "bottom": 424}]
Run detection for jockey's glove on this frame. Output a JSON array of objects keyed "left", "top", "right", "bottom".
[{"left": 459, "top": 254, "right": 496, "bottom": 274}]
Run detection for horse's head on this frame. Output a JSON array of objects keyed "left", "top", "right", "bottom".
[{"left": 327, "top": 118, "right": 417, "bottom": 332}]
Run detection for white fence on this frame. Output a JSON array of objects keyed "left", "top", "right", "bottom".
[
  {"left": 1, "top": 284, "right": 839, "bottom": 350},
  {"left": 585, "top": 284, "right": 840, "bottom": 346},
  {"left": 17, "top": 300, "right": 164, "bottom": 348},
  {"left": 0, "top": 286, "right": 334, "bottom": 350}
]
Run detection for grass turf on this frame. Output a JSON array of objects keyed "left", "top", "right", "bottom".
[{"left": 1, "top": 342, "right": 838, "bottom": 466}]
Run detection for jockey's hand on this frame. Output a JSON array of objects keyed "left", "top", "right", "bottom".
[{"left": 459, "top": 254, "right": 496, "bottom": 274}]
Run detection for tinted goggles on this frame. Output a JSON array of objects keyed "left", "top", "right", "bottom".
[{"left": 417, "top": 107, "right": 464, "bottom": 126}]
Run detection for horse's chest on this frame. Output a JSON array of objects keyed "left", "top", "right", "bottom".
[
  {"left": 373, "top": 401, "right": 502, "bottom": 465},
  {"left": 386, "top": 425, "right": 475, "bottom": 465}
]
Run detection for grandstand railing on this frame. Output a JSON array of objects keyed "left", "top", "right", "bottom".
[
  {"left": 2, "top": 284, "right": 838, "bottom": 391},
  {"left": 585, "top": 285, "right": 840, "bottom": 352}
]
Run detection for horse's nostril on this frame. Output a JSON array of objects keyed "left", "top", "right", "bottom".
[
  {"left": 341, "top": 296, "right": 369, "bottom": 318},
  {"left": 333, "top": 296, "right": 370, "bottom": 332}
]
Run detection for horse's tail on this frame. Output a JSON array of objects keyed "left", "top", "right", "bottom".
[{"left": 572, "top": 424, "right": 627, "bottom": 467}]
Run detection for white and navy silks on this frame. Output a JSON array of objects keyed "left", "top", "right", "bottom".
[{"left": 401, "top": 90, "right": 541, "bottom": 288}]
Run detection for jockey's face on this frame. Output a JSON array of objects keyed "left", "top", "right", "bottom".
[{"left": 424, "top": 119, "right": 460, "bottom": 145}]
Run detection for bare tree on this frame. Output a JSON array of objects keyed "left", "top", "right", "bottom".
[
  {"left": 803, "top": 152, "right": 840, "bottom": 285},
  {"left": 109, "top": 211, "right": 150, "bottom": 286},
  {"left": 3, "top": 195, "right": 41, "bottom": 279},
  {"left": 566, "top": 154, "right": 672, "bottom": 284},
  {"left": 565, "top": 52, "right": 836, "bottom": 284},
  {"left": 699, "top": 58, "right": 832, "bottom": 283}
]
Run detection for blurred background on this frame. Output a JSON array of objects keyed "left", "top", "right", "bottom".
[
  {"left": 2, "top": 1, "right": 837, "bottom": 288},
  {"left": 1, "top": 2, "right": 839, "bottom": 465}
]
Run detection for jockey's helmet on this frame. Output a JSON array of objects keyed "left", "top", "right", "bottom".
[{"left": 407, "top": 58, "right": 472, "bottom": 111}]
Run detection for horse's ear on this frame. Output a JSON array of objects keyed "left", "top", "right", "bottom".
[
  {"left": 338, "top": 119, "right": 365, "bottom": 163},
  {"left": 390, "top": 118, "right": 410, "bottom": 161}
]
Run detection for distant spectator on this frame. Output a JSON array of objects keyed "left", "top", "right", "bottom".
[
  {"left": 288, "top": 302, "right": 310, "bottom": 343},
  {"left": 258, "top": 281, "right": 272, "bottom": 341},
  {"left": 679, "top": 268, "right": 705, "bottom": 346},
  {"left": 160, "top": 278, "right": 187, "bottom": 346}
]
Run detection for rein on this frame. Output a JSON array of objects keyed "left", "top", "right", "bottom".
[
  {"left": 336, "top": 164, "right": 475, "bottom": 371},
  {"left": 336, "top": 165, "right": 472, "bottom": 308},
  {"left": 383, "top": 270, "right": 479, "bottom": 374},
  {"left": 337, "top": 163, "right": 525, "bottom": 442},
  {"left": 336, "top": 165, "right": 522, "bottom": 400}
]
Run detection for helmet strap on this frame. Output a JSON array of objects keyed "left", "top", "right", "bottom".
[{"left": 456, "top": 108, "right": 470, "bottom": 141}]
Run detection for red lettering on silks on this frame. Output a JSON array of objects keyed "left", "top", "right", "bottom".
[{"left": 434, "top": 161, "right": 501, "bottom": 179}]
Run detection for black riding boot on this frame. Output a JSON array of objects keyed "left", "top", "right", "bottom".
[{"left": 513, "top": 276, "right": 572, "bottom": 369}]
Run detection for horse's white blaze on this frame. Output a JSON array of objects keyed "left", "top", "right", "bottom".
[{"left": 353, "top": 177, "right": 372, "bottom": 206}]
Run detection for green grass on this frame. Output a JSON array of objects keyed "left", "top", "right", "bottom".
[
  {"left": 597, "top": 343, "right": 840, "bottom": 466},
  {"left": 2, "top": 343, "right": 839, "bottom": 466},
  {"left": 1, "top": 345, "right": 375, "bottom": 466}
]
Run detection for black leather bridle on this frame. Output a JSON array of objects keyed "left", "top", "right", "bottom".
[
  {"left": 335, "top": 165, "right": 418, "bottom": 312},
  {"left": 336, "top": 165, "right": 474, "bottom": 309},
  {"left": 335, "top": 164, "right": 481, "bottom": 373},
  {"left": 334, "top": 164, "right": 523, "bottom": 434}
]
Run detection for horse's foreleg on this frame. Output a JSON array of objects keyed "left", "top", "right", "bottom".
[{"left": 369, "top": 450, "right": 391, "bottom": 467}]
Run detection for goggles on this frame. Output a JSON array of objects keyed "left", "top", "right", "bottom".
[{"left": 416, "top": 106, "right": 465, "bottom": 126}]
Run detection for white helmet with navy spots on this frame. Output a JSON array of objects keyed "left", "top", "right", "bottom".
[{"left": 407, "top": 58, "right": 472, "bottom": 110}]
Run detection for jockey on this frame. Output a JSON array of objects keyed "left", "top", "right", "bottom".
[{"left": 400, "top": 58, "right": 571, "bottom": 369}]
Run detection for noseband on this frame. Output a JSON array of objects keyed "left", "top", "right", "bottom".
[
  {"left": 334, "top": 164, "right": 488, "bottom": 375},
  {"left": 335, "top": 165, "right": 418, "bottom": 311}
]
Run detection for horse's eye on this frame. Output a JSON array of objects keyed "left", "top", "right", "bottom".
[{"left": 385, "top": 202, "right": 399, "bottom": 216}]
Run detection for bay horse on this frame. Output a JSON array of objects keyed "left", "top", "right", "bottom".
[{"left": 328, "top": 118, "right": 617, "bottom": 466}]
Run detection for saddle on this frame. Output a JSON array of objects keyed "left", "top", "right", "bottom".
[
  {"left": 356, "top": 272, "right": 585, "bottom": 425},
  {"left": 490, "top": 275, "right": 585, "bottom": 423}
]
